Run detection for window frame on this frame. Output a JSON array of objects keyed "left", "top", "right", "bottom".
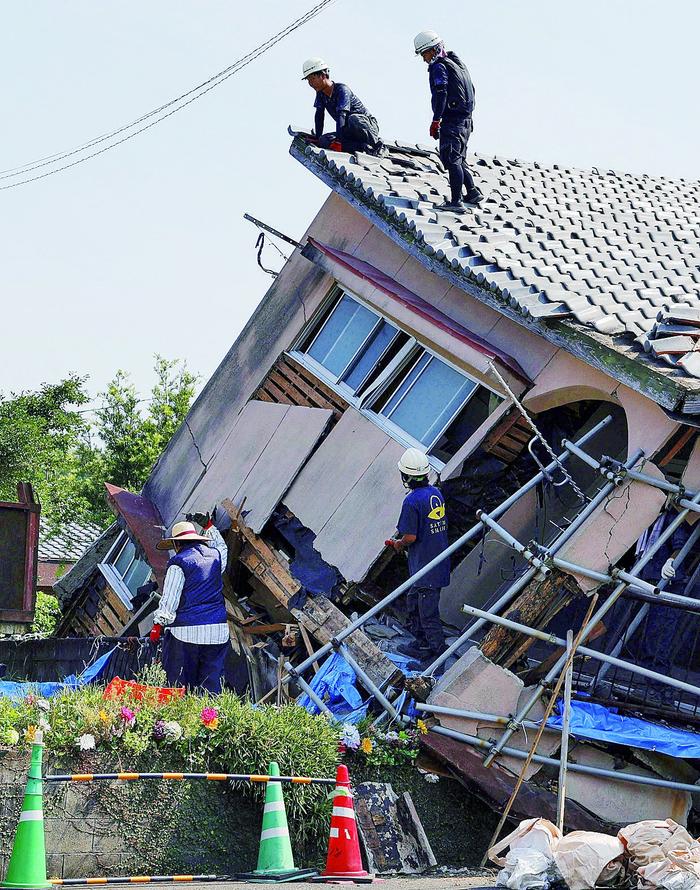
[
  {"left": 98, "top": 531, "right": 152, "bottom": 609},
  {"left": 289, "top": 285, "right": 503, "bottom": 468}
]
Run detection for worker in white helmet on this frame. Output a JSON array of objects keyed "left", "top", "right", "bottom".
[
  {"left": 301, "top": 57, "right": 384, "bottom": 156},
  {"left": 413, "top": 30, "right": 483, "bottom": 212},
  {"left": 385, "top": 448, "right": 449, "bottom": 659}
]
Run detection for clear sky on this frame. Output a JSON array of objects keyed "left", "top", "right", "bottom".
[{"left": 2, "top": 1, "right": 698, "bottom": 405}]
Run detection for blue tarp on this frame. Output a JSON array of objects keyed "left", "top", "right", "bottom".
[
  {"left": 547, "top": 699, "right": 700, "bottom": 758},
  {"left": 0, "top": 647, "right": 116, "bottom": 701},
  {"left": 297, "top": 650, "right": 417, "bottom": 724}
]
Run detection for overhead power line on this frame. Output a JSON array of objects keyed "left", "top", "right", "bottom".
[{"left": 1, "top": 0, "right": 335, "bottom": 191}]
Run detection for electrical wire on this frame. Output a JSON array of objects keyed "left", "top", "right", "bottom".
[{"left": 0, "top": 0, "right": 336, "bottom": 190}]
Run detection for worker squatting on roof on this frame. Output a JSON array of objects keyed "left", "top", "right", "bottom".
[
  {"left": 301, "top": 56, "right": 385, "bottom": 157},
  {"left": 301, "top": 30, "right": 483, "bottom": 213},
  {"left": 385, "top": 448, "right": 450, "bottom": 661},
  {"left": 150, "top": 510, "right": 229, "bottom": 694}
]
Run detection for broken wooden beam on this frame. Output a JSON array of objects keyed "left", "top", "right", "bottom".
[{"left": 222, "top": 498, "right": 400, "bottom": 690}]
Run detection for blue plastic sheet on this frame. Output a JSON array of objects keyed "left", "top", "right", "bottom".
[
  {"left": 547, "top": 699, "right": 700, "bottom": 758},
  {"left": 0, "top": 647, "right": 116, "bottom": 701}
]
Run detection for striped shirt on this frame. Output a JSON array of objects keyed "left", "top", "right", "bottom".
[{"left": 154, "top": 526, "right": 230, "bottom": 645}]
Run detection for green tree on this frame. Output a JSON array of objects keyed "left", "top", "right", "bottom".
[
  {"left": 0, "top": 376, "right": 92, "bottom": 528},
  {"left": 95, "top": 356, "right": 199, "bottom": 496}
]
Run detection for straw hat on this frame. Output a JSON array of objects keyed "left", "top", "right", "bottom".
[{"left": 156, "top": 520, "right": 209, "bottom": 550}]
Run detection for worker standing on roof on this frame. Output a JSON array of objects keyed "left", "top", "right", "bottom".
[
  {"left": 302, "top": 57, "right": 384, "bottom": 156},
  {"left": 151, "top": 509, "right": 229, "bottom": 694},
  {"left": 414, "top": 30, "right": 482, "bottom": 213},
  {"left": 386, "top": 449, "right": 449, "bottom": 660}
]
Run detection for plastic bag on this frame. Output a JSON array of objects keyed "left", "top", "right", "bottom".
[
  {"left": 553, "top": 831, "right": 625, "bottom": 890},
  {"left": 619, "top": 820, "right": 697, "bottom": 873},
  {"left": 490, "top": 818, "right": 563, "bottom": 890},
  {"left": 638, "top": 847, "right": 700, "bottom": 890}
]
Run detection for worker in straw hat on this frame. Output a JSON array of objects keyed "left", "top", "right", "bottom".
[
  {"left": 151, "top": 508, "right": 229, "bottom": 693},
  {"left": 301, "top": 56, "right": 384, "bottom": 156}
]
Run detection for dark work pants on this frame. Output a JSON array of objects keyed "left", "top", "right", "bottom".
[
  {"left": 439, "top": 118, "right": 476, "bottom": 204},
  {"left": 162, "top": 633, "right": 228, "bottom": 694},
  {"left": 319, "top": 113, "right": 381, "bottom": 154},
  {"left": 406, "top": 585, "right": 446, "bottom": 654}
]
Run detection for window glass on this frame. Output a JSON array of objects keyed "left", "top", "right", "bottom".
[
  {"left": 342, "top": 320, "right": 398, "bottom": 392},
  {"left": 307, "top": 294, "right": 378, "bottom": 377},
  {"left": 379, "top": 354, "right": 477, "bottom": 447},
  {"left": 123, "top": 558, "right": 151, "bottom": 596},
  {"left": 430, "top": 386, "right": 503, "bottom": 463},
  {"left": 113, "top": 539, "right": 135, "bottom": 576}
]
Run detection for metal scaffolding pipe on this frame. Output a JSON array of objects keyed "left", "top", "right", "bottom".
[
  {"left": 421, "top": 448, "right": 645, "bottom": 677},
  {"left": 484, "top": 487, "right": 700, "bottom": 766},
  {"left": 429, "top": 724, "right": 700, "bottom": 796},
  {"left": 416, "top": 702, "right": 547, "bottom": 732},
  {"left": 290, "top": 415, "right": 614, "bottom": 681},
  {"left": 477, "top": 510, "right": 551, "bottom": 574},
  {"left": 461, "top": 602, "right": 700, "bottom": 702},
  {"left": 556, "top": 630, "right": 574, "bottom": 832},
  {"left": 337, "top": 644, "right": 402, "bottom": 722},
  {"left": 550, "top": 557, "right": 659, "bottom": 595}
]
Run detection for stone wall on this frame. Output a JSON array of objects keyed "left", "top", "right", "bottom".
[{"left": 0, "top": 751, "right": 291, "bottom": 879}]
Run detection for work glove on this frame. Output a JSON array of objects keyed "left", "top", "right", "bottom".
[
  {"left": 186, "top": 510, "right": 210, "bottom": 528},
  {"left": 384, "top": 539, "right": 397, "bottom": 550},
  {"left": 149, "top": 623, "right": 163, "bottom": 644},
  {"left": 661, "top": 558, "right": 676, "bottom": 580},
  {"left": 329, "top": 139, "right": 343, "bottom": 152},
  {"left": 429, "top": 120, "right": 441, "bottom": 140}
]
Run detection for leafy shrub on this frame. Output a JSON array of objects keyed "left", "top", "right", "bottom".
[{"left": 30, "top": 592, "right": 61, "bottom": 636}]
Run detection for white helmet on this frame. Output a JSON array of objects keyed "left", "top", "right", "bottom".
[
  {"left": 301, "top": 56, "right": 329, "bottom": 80},
  {"left": 414, "top": 30, "right": 442, "bottom": 55},
  {"left": 398, "top": 448, "right": 431, "bottom": 478}
]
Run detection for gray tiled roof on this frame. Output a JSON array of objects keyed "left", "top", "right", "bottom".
[
  {"left": 38, "top": 520, "right": 103, "bottom": 562},
  {"left": 291, "top": 133, "right": 700, "bottom": 390}
]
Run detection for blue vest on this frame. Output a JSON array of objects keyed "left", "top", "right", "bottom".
[{"left": 168, "top": 544, "right": 227, "bottom": 627}]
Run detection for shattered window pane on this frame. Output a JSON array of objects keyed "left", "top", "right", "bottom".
[{"left": 430, "top": 386, "right": 503, "bottom": 463}]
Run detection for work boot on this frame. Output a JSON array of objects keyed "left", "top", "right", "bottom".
[
  {"left": 396, "top": 641, "right": 429, "bottom": 659},
  {"left": 434, "top": 200, "right": 465, "bottom": 213},
  {"left": 464, "top": 187, "right": 484, "bottom": 205}
]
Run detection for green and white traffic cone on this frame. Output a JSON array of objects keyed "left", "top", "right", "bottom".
[
  {"left": 237, "top": 762, "right": 316, "bottom": 883},
  {"left": 2, "top": 730, "right": 51, "bottom": 890}
]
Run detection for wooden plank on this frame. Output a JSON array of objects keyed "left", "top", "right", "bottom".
[
  {"left": 223, "top": 498, "right": 399, "bottom": 689},
  {"left": 240, "top": 622, "right": 289, "bottom": 635},
  {"left": 298, "top": 622, "right": 319, "bottom": 673},
  {"left": 274, "top": 361, "right": 338, "bottom": 411}
]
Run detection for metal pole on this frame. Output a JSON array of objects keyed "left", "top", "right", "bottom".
[
  {"left": 429, "top": 724, "right": 700, "bottom": 796},
  {"left": 556, "top": 630, "right": 573, "bottom": 832},
  {"left": 566, "top": 445, "right": 700, "bottom": 512},
  {"left": 337, "top": 644, "right": 401, "bottom": 722},
  {"left": 596, "top": 521, "right": 700, "bottom": 683},
  {"left": 461, "top": 602, "right": 700, "bottom": 700},
  {"left": 416, "top": 703, "right": 546, "bottom": 732},
  {"left": 421, "top": 448, "right": 644, "bottom": 677},
  {"left": 294, "top": 671, "right": 334, "bottom": 719},
  {"left": 484, "top": 490, "right": 700, "bottom": 766},
  {"left": 477, "top": 510, "right": 551, "bottom": 575}
]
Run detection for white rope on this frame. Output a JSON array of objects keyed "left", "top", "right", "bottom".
[{"left": 489, "top": 364, "right": 588, "bottom": 504}]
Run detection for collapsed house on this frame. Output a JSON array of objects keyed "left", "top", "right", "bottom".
[{"left": 59, "top": 131, "right": 700, "bottom": 830}]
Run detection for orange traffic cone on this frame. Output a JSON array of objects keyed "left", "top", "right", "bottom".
[{"left": 314, "top": 764, "right": 373, "bottom": 883}]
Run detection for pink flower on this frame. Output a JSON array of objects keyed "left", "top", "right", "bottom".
[
  {"left": 200, "top": 707, "right": 218, "bottom": 726},
  {"left": 120, "top": 706, "right": 136, "bottom": 726}
]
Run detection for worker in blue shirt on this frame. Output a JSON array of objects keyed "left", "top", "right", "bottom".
[
  {"left": 301, "top": 57, "right": 384, "bottom": 156},
  {"left": 414, "top": 30, "right": 483, "bottom": 213},
  {"left": 385, "top": 448, "right": 450, "bottom": 659}
]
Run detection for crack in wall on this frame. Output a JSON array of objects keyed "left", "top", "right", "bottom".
[{"left": 184, "top": 418, "right": 207, "bottom": 472}]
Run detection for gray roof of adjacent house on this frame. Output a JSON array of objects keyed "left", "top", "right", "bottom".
[
  {"left": 290, "top": 133, "right": 700, "bottom": 413},
  {"left": 38, "top": 520, "right": 104, "bottom": 562}
]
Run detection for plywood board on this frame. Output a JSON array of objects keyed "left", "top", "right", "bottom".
[
  {"left": 285, "top": 408, "right": 392, "bottom": 531},
  {"left": 182, "top": 401, "right": 332, "bottom": 534}
]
